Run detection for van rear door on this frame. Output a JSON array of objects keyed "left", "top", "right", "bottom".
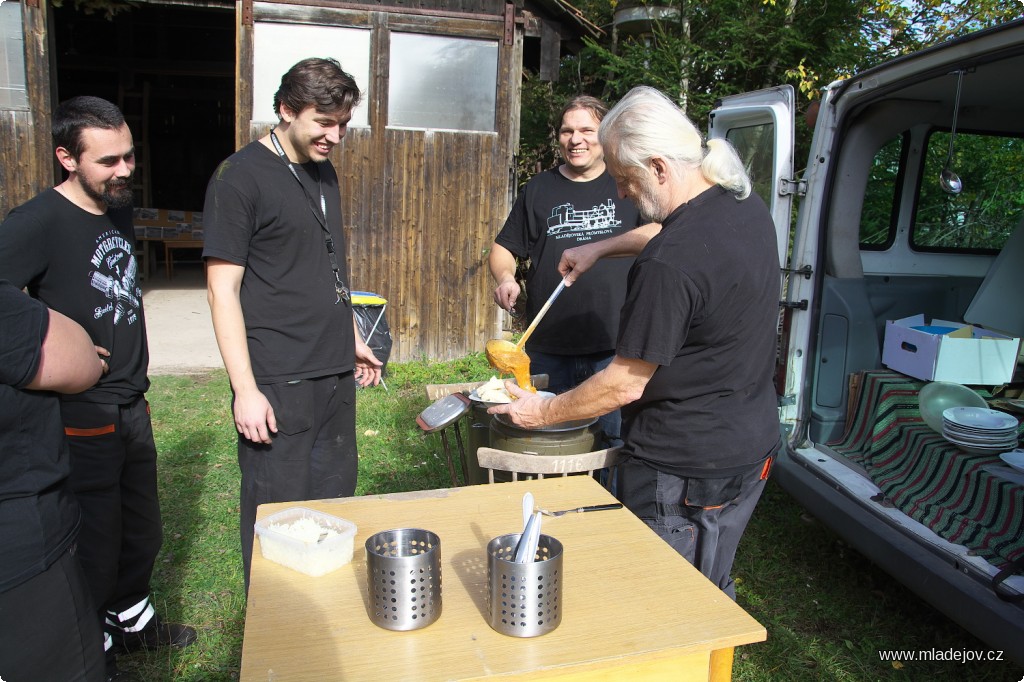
[
  {"left": 708, "top": 85, "right": 796, "bottom": 269},
  {"left": 709, "top": 86, "right": 798, "bottom": 430}
]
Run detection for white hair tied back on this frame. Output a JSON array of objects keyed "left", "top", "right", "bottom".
[
  {"left": 601, "top": 86, "right": 752, "bottom": 200},
  {"left": 703, "top": 137, "right": 751, "bottom": 199}
]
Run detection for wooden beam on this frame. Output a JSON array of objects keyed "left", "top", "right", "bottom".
[{"left": 539, "top": 19, "right": 560, "bottom": 82}]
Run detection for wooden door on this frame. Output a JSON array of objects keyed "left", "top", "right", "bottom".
[{"left": 236, "top": 0, "right": 522, "bottom": 362}]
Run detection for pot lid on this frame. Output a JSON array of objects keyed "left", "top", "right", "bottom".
[{"left": 416, "top": 392, "right": 471, "bottom": 433}]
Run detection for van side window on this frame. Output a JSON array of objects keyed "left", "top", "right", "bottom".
[
  {"left": 860, "top": 134, "right": 906, "bottom": 249},
  {"left": 911, "top": 131, "right": 1024, "bottom": 252}
]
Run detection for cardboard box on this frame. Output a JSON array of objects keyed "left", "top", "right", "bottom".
[{"left": 882, "top": 314, "right": 1021, "bottom": 385}]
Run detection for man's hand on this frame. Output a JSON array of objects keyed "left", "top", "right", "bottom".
[
  {"left": 488, "top": 243, "right": 520, "bottom": 311},
  {"left": 233, "top": 386, "right": 277, "bottom": 444},
  {"left": 354, "top": 337, "right": 383, "bottom": 387},
  {"left": 486, "top": 381, "right": 553, "bottom": 429},
  {"left": 558, "top": 243, "right": 602, "bottom": 285},
  {"left": 96, "top": 345, "right": 111, "bottom": 375},
  {"left": 559, "top": 223, "right": 662, "bottom": 284},
  {"left": 493, "top": 279, "right": 521, "bottom": 312}
]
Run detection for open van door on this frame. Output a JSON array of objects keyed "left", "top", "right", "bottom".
[
  {"left": 709, "top": 86, "right": 798, "bottom": 431},
  {"left": 708, "top": 86, "right": 796, "bottom": 270}
]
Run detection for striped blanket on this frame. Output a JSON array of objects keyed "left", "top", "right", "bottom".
[{"left": 827, "top": 370, "right": 1024, "bottom": 570}]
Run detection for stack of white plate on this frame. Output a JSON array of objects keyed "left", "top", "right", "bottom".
[{"left": 941, "top": 406, "right": 1019, "bottom": 454}]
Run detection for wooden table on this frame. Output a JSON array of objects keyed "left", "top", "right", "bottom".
[
  {"left": 162, "top": 239, "right": 205, "bottom": 280},
  {"left": 135, "top": 237, "right": 205, "bottom": 281},
  {"left": 241, "top": 476, "right": 766, "bottom": 681}
]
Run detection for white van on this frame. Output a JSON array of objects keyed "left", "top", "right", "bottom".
[{"left": 709, "top": 19, "right": 1024, "bottom": 661}]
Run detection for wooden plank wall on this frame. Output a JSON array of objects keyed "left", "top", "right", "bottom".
[
  {"left": 338, "top": 128, "right": 502, "bottom": 361},
  {"left": 243, "top": 1, "right": 522, "bottom": 363},
  {"left": 1, "top": 1, "right": 54, "bottom": 219}
]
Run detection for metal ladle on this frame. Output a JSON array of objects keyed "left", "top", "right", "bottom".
[
  {"left": 485, "top": 277, "right": 569, "bottom": 392},
  {"left": 939, "top": 69, "right": 965, "bottom": 195}
]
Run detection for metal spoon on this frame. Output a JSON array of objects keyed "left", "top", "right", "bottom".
[
  {"left": 939, "top": 69, "right": 964, "bottom": 195},
  {"left": 485, "top": 277, "right": 569, "bottom": 390},
  {"left": 513, "top": 511, "right": 542, "bottom": 563},
  {"left": 522, "top": 492, "right": 534, "bottom": 528}
]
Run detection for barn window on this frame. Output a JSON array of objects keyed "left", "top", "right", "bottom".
[
  {"left": 252, "top": 22, "right": 371, "bottom": 127},
  {"left": 387, "top": 32, "right": 498, "bottom": 132},
  {"left": 0, "top": 0, "right": 28, "bottom": 110}
]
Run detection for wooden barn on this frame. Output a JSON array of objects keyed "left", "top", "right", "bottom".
[{"left": 0, "top": 0, "right": 600, "bottom": 361}]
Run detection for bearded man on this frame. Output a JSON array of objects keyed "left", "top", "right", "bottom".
[{"left": 0, "top": 96, "right": 196, "bottom": 681}]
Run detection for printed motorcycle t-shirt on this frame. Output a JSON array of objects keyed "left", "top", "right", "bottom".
[{"left": 0, "top": 189, "right": 149, "bottom": 403}]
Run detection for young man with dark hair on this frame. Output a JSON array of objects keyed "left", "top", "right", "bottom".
[
  {"left": 0, "top": 95, "right": 196, "bottom": 681},
  {"left": 203, "top": 58, "right": 382, "bottom": 586}
]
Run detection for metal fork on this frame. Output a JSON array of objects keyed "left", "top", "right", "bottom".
[{"left": 536, "top": 503, "right": 623, "bottom": 517}]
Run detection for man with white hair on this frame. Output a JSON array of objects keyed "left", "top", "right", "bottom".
[{"left": 490, "top": 85, "right": 781, "bottom": 599}]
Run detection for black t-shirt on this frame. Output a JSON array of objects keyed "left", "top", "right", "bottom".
[
  {"left": 617, "top": 186, "right": 780, "bottom": 476},
  {"left": 495, "top": 168, "right": 640, "bottom": 355},
  {"left": 202, "top": 141, "right": 356, "bottom": 383},
  {"left": 0, "top": 282, "right": 80, "bottom": 592},
  {"left": 0, "top": 190, "right": 148, "bottom": 403}
]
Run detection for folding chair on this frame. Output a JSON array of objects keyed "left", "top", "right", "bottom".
[{"left": 352, "top": 291, "right": 390, "bottom": 391}]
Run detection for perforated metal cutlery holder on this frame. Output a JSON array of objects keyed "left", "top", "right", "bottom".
[
  {"left": 487, "top": 533, "right": 563, "bottom": 637},
  {"left": 366, "top": 528, "right": 442, "bottom": 631}
]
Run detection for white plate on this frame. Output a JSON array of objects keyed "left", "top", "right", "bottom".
[
  {"left": 948, "top": 440, "right": 1018, "bottom": 451},
  {"left": 1000, "top": 450, "right": 1024, "bottom": 473},
  {"left": 945, "top": 439, "right": 1017, "bottom": 453},
  {"left": 952, "top": 442, "right": 1013, "bottom": 455},
  {"left": 943, "top": 432, "right": 1015, "bottom": 447},
  {"left": 942, "top": 424, "right": 1017, "bottom": 439},
  {"left": 942, "top": 406, "right": 1018, "bottom": 431}
]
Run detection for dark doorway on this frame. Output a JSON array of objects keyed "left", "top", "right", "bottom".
[{"left": 51, "top": 2, "right": 235, "bottom": 212}]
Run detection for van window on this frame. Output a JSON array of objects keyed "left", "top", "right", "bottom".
[
  {"left": 859, "top": 134, "right": 905, "bottom": 249},
  {"left": 911, "top": 131, "right": 1024, "bottom": 252},
  {"left": 725, "top": 123, "right": 774, "bottom": 209}
]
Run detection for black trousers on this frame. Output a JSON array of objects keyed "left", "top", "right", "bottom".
[
  {"left": 0, "top": 545, "right": 105, "bottom": 681},
  {"left": 616, "top": 449, "right": 776, "bottom": 599},
  {"left": 238, "top": 373, "right": 358, "bottom": 586},
  {"left": 60, "top": 398, "right": 163, "bottom": 621}
]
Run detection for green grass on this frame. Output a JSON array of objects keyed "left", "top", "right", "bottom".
[{"left": 122, "top": 356, "right": 1023, "bottom": 680}]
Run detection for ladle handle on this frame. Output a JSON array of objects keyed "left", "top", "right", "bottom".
[{"left": 516, "top": 278, "right": 568, "bottom": 349}]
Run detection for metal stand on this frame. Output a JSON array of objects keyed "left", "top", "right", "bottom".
[{"left": 436, "top": 422, "right": 469, "bottom": 486}]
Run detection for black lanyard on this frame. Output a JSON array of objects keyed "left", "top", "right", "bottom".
[{"left": 269, "top": 130, "right": 349, "bottom": 304}]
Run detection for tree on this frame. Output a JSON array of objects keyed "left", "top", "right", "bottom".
[{"left": 514, "top": 1, "right": 1021, "bottom": 176}]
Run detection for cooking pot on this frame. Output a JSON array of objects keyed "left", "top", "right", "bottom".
[
  {"left": 464, "top": 395, "right": 496, "bottom": 485},
  {"left": 489, "top": 412, "right": 600, "bottom": 459}
]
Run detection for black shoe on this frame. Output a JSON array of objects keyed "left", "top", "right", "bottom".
[{"left": 110, "top": 614, "right": 197, "bottom": 654}]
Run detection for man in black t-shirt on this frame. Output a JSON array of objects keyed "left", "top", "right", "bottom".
[
  {"left": 490, "top": 96, "right": 644, "bottom": 445},
  {"left": 0, "top": 97, "right": 196, "bottom": 680},
  {"left": 0, "top": 283, "right": 105, "bottom": 681},
  {"left": 203, "top": 58, "right": 382, "bottom": 587},
  {"left": 490, "top": 87, "right": 781, "bottom": 604}
]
